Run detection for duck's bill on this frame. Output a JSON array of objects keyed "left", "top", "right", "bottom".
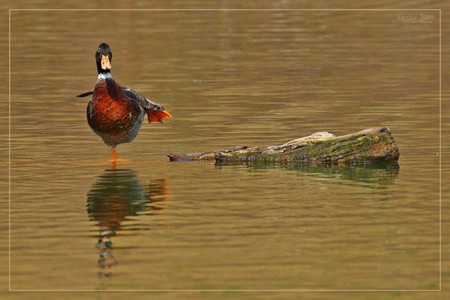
[{"left": 101, "top": 55, "right": 112, "bottom": 70}]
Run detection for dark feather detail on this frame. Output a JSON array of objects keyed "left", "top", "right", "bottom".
[
  {"left": 122, "top": 87, "right": 165, "bottom": 112},
  {"left": 76, "top": 91, "right": 94, "bottom": 97}
]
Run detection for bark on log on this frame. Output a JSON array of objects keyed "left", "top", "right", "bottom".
[{"left": 167, "top": 127, "right": 400, "bottom": 164}]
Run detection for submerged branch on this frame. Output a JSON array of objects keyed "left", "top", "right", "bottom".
[{"left": 168, "top": 127, "right": 400, "bottom": 164}]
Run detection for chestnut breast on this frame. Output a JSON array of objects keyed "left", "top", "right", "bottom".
[{"left": 87, "top": 78, "right": 143, "bottom": 136}]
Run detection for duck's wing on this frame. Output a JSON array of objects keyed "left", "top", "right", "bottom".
[
  {"left": 122, "top": 87, "right": 164, "bottom": 111},
  {"left": 122, "top": 87, "right": 172, "bottom": 123},
  {"left": 76, "top": 91, "right": 94, "bottom": 97}
]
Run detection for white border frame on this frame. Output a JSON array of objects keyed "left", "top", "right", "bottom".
[{"left": 8, "top": 8, "right": 442, "bottom": 293}]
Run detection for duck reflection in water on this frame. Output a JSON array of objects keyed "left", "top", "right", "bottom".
[{"left": 86, "top": 168, "right": 170, "bottom": 279}]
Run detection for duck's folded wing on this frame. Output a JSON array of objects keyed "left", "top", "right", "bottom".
[
  {"left": 122, "top": 87, "right": 164, "bottom": 110},
  {"left": 122, "top": 87, "right": 172, "bottom": 123}
]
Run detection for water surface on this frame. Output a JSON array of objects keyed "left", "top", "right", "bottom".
[{"left": 8, "top": 8, "right": 440, "bottom": 291}]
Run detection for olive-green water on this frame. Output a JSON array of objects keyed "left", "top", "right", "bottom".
[{"left": 5, "top": 7, "right": 442, "bottom": 297}]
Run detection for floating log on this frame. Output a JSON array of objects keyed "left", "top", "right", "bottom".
[{"left": 167, "top": 127, "right": 400, "bottom": 164}]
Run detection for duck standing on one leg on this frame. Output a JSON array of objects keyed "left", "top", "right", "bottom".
[{"left": 78, "top": 43, "right": 171, "bottom": 161}]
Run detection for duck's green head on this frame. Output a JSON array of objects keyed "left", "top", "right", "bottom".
[{"left": 96, "top": 43, "right": 112, "bottom": 74}]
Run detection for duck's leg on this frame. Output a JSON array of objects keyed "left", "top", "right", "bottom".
[
  {"left": 111, "top": 147, "right": 118, "bottom": 169},
  {"left": 111, "top": 147, "right": 118, "bottom": 161}
]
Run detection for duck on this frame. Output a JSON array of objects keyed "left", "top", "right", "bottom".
[{"left": 78, "top": 43, "right": 171, "bottom": 161}]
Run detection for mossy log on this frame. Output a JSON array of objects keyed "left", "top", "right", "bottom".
[{"left": 167, "top": 127, "right": 400, "bottom": 164}]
